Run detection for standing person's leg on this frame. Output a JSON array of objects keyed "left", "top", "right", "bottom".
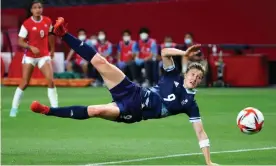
[
  {"left": 10, "top": 56, "right": 35, "bottom": 117},
  {"left": 39, "top": 56, "right": 58, "bottom": 108}
]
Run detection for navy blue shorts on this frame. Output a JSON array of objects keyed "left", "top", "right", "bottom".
[{"left": 109, "top": 77, "right": 143, "bottom": 123}]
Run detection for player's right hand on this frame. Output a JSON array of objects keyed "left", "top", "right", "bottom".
[
  {"left": 30, "top": 46, "right": 40, "bottom": 55},
  {"left": 185, "top": 44, "right": 201, "bottom": 57}
]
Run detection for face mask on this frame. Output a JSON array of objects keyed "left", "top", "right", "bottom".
[
  {"left": 164, "top": 42, "right": 172, "bottom": 48},
  {"left": 98, "top": 34, "right": 106, "bottom": 41},
  {"left": 90, "top": 39, "right": 98, "bottom": 45},
  {"left": 185, "top": 38, "right": 192, "bottom": 45},
  {"left": 78, "top": 35, "right": 86, "bottom": 41},
  {"left": 123, "top": 35, "right": 131, "bottom": 42},
  {"left": 140, "top": 33, "right": 148, "bottom": 40}
]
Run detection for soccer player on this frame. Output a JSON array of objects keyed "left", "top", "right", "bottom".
[
  {"left": 30, "top": 17, "right": 218, "bottom": 165},
  {"left": 9, "top": 0, "right": 58, "bottom": 117}
]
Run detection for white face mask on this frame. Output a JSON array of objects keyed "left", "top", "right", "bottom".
[
  {"left": 123, "top": 35, "right": 131, "bottom": 42},
  {"left": 78, "top": 35, "right": 86, "bottom": 41},
  {"left": 98, "top": 34, "right": 106, "bottom": 41},
  {"left": 140, "top": 33, "right": 148, "bottom": 40},
  {"left": 164, "top": 42, "right": 172, "bottom": 48},
  {"left": 90, "top": 39, "right": 98, "bottom": 45}
]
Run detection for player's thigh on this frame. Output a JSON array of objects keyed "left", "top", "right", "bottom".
[
  {"left": 87, "top": 102, "right": 120, "bottom": 121},
  {"left": 91, "top": 53, "right": 125, "bottom": 89},
  {"left": 39, "top": 56, "right": 54, "bottom": 81},
  {"left": 21, "top": 64, "right": 35, "bottom": 82},
  {"left": 21, "top": 56, "right": 36, "bottom": 81}
]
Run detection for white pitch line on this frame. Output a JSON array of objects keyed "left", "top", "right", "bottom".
[{"left": 88, "top": 146, "right": 276, "bottom": 165}]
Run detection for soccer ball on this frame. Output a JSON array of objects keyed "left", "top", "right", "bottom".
[{"left": 236, "top": 107, "right": 264, "bottom": 134}]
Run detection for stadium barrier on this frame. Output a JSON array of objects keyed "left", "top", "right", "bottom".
[
  {"left": 1, "top": 43, "right": 275, "bottom": 87},
  {"left": 1, "top": 78, "right": 93, "bottom": 87}
]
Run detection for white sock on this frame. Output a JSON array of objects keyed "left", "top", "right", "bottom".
[
  {"left": 48, "top": 87, "right": 58, "bottom": 108},
  {"left": 12, "top": 87, "right": 24, "bottom": 109}
]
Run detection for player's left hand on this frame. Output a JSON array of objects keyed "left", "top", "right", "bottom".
[{"left": 184, "top": 44, "right": 201, "bottom": 57}]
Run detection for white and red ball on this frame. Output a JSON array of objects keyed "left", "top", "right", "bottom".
[{"left": 236, "top": 107, "right": 264, "bottom": 134}]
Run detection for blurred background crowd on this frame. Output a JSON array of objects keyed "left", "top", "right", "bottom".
[{"left": 1, "top": 0, "right": 276, "bottom": 88}]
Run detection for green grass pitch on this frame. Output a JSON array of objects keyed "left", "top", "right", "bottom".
[{"left": 1, "top": 86, "right": 276, "bottom": 165}]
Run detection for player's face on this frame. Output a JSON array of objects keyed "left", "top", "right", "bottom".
[
  {"left": 31, "top": 3, "right": 43, "bottom": 17},
  {"left": 184, "top": 68, "right": 203, "bottom": 89}
]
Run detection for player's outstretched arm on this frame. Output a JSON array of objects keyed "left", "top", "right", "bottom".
[
  {"left": 192, "top": 121, "right": 219, "bottom": 166},
  {"left": 161, "top": 44, "right": 201, "bottom": 69}
]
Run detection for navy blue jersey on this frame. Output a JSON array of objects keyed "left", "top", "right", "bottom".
[{"left": 140, "top": 66, "right": 201, "bottom": 123}]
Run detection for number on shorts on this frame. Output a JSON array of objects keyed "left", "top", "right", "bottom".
[
  {"left": 122, "top": 115, "right": 132, "bottom": 120},
  {"left": 163, "top": 94, "right": 176, "bottom": 101}
]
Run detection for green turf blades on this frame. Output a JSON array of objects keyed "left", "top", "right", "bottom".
[{"left": 2, "top": 87, "right": 276, "bottom": 165}]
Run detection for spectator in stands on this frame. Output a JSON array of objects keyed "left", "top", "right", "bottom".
[
  {"left": 161, "top": 36, "right": 176, "bottom": 48},
  {"left": 182, "top": 32, "right": 208, "bottom": 85},
  {"left": 88, "top": 34, "right": 98, "bottom": 50},
  {"left": 117, "top": 29, "right": 138, "bottom": 80},
  {"left": 65, "top": 28, "right": 89, "bottom": 77},
  {"left": 97, "top": 30, "right": 113, "bottom": 63},
  {"left": 131, "top": 27, "right": 158, "bottom": 87}
]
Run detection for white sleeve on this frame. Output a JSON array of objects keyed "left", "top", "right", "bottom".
[
  {"left": 18, "top": 25, "right": 28, "bottom": 38},
  {"left": 49, "top": 24, "right": 53, "bottom": 32}
]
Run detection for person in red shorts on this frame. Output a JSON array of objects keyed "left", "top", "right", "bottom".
[{"left": 9, "top": 0, "right": 58, "bottom": 117}]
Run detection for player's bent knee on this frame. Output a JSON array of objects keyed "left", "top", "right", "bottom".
[{"left": 91, "top": 54, "right": 109, "bottom": 67}]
